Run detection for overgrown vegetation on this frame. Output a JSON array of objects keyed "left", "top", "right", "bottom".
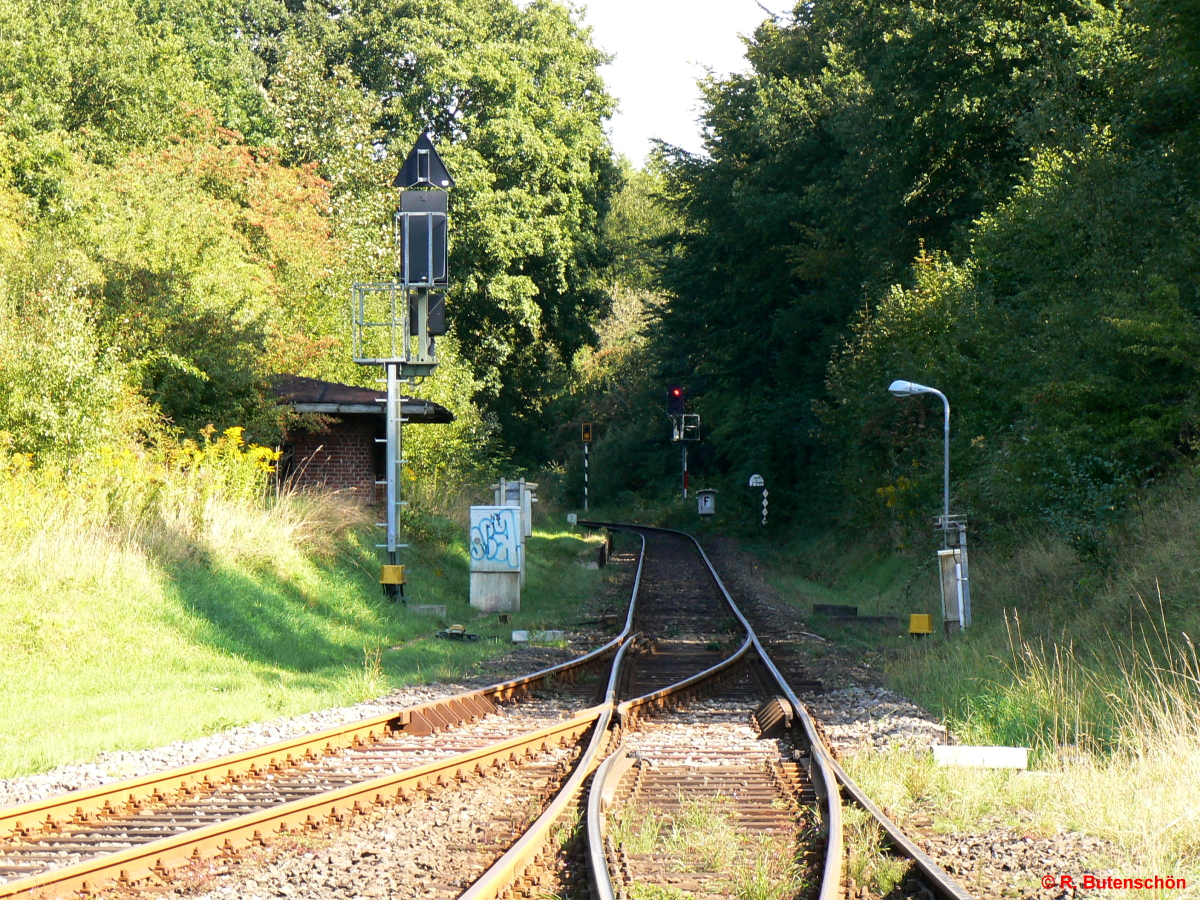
[
  {"left": 609, "top": 794, "right": 808, "bottom": 900},
  {"left": 843, "top": 807, "right": 910, "bottom": 898},
  {"left": 748, "top": 465, "right": 1200, "bottom": 883},
  {"left": 0, "top": 427, "right": 609, "bottom": 777},
  {"left": 0, "top": 0, "right": 621, "bottom": 775},
  {"left": 570, "top": 0, "right": 1200, "bottom": 551},
  {"left": 0, "top": 0, "right": 619, "bottom": 473}
]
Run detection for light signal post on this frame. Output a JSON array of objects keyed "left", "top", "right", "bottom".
[
  {"left": 667, "top": 384, "right": 700, "bottom": 499},
  {"left": 581, "top": 422, "right": 592, "bottom": 511},
  {"left": 351, "top": 133, "right": 454, "bottom": 600}
]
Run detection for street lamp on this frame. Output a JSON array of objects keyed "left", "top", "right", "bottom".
[
  {"left": 888, "top": 380, "right": 950, "bottom": 542},
  {"left": 890, "top": 378, "right": 972, "bottom": 633}
]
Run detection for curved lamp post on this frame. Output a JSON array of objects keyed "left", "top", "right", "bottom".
[{"left": 888, "top": 379, "right": 950, "bottom": 540}]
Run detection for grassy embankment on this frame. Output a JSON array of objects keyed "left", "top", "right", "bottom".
[
  {"left": 738, "top": 471, "right": 1200, "bottom": 890},
  {"left": 0, "top": 433, "right": 607, "bottom": 779}
]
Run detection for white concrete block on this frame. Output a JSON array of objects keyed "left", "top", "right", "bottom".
[
  {"left": 932, "top": 745, "right": 1028, "bottom": 769},
  {"left": 470, "top": 571, "right": 520, "bottom": 612},
  {"left": 510, "top": 629, "right": 565, "bottom": 644}
]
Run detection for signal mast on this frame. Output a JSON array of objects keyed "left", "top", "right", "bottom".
[
  {"left": 351, "top": 133, "right": 454, "bottom": 598},
  {"left": 667, "top": 384, "right": 699, "bottom": 498}
]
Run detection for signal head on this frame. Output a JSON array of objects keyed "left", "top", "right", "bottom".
[{"left": 667, "top": 384, "right": 686, "bottom": 415}]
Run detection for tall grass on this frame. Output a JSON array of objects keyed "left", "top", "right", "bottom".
[
  {"left": 0, "top": 431, "right": 609, "bottom": 778},
  {"left": 753, "top": 469, "right": 1200, "bottom": 883},
  {"left": 877, "top": 477, "right": 1200, "bottom": 882},
  {"left": 841, "top": 613, "right": 1200, "bottom": 881}
]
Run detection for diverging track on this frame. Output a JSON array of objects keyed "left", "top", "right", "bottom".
[{"left": 0, "top": 527, "right": 972, "bottom": 900}]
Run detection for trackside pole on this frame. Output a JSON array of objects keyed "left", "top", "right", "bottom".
[
  {"left": 682, "top": 442, "right": 688, "bottom": 499},
  {"left": 584, "top": 442, "right": 589, "bottom": 511},
  {"left": 385, "top": 362, "right": 400, "bottom": 564},
  {"left": 354, "top": 131, "right": 454, "bottom": 601},
  {"left": 378, "top": 361, "right": 410, "bottom": 599}
]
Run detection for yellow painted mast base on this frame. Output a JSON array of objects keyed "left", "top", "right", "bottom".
[{"left": 381, "top": 565, "right": 407, "bottom": 598}]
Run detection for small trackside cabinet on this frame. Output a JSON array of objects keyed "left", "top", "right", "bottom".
[{"left": 697, "top": 489, "right": 717, "bottom": 516}]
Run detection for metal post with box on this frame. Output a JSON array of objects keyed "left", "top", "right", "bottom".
[
  {"left": 936, "top": 518, "right": 971, "bottom": 634},
  {"left": 667, "top": 385, "right": 699, "bottom": 499},
  {"left": 350, "top": 132, "right": 455, "bottom": 600}
]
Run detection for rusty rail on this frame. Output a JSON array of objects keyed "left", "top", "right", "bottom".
[
  {"left": 1, "top": 656, "right": 612, "bottom": 846},
  {"left": 579, "top": 522, "right": 971, "bottom": 900},
  {"left": 0, "top": 710, "right": 603, "bottom": 898},
  {"left": 0, "top": 533, "right": 648, "bottom": 898},
  {"left": 453, "top": 531, "right": 646, "bottom": 900}
]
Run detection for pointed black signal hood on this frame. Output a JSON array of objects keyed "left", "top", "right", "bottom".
[{"left": 393, "top": 132, "right": 455, "bottom": 188}]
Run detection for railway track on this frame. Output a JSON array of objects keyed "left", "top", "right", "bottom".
[{"left": 0, "top": 526, "right": 971, "bottom": 900}]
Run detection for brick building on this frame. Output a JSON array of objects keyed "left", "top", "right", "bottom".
[{"left": 273, "top": 375, "right": 454, "bottom": 501}]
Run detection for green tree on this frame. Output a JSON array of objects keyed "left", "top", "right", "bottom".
[
  {"left": 308, "top": 0, "right": 618, "bottom": 461},
  {"left": 650, "top": 0, "right": 1195, "bottom": 534}
]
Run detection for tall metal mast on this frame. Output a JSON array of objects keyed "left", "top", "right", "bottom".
[{"left": 351, "top": 133, "right": 454, "bottom": 598}]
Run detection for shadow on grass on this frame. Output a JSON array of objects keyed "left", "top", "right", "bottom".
[
  {"left": 155, "top": 525, "right": 608, "bottom": 681},
  {"left": 161, "top": 560, "right": 391, "bottom": 674}
]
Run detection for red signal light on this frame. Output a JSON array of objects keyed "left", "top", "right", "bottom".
[{"left": 667, "top": 384, "right": 686, "bottom": 415}]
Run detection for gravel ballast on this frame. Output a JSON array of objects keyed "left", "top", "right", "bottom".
[{"left": 0, "top": 684, "right": 466, "bottom": 811}]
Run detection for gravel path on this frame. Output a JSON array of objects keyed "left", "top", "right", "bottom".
[
  {"left": 920, "top": 829, "right": 1119, "bottom": 900},
  {"left": 802, "top": 686, "right": 949, "bottom": 755},
  {"left": 624, "top": 696, "right": 786, "bottom": 768},
  {"left": 0, "top": 639, "right": 602, "bottom": 813}
]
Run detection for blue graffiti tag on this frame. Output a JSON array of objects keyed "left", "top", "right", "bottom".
[{"left": 470, "top": 509, "right": 520, "bottom": 570}]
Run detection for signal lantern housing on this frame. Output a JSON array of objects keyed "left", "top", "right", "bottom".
[{"left": 667, "top": 384, "right": 685, "bottom": 416}]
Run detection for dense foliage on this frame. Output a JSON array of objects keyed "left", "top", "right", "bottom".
[
  {"left": 644, "top": 0, "right": 1200, "bottom": 548},
  {"left": 0, "top": 0, "right": 616, "bottom": 469},
  {"left": 5, "top": 0, "right": 1198, "bottom": 553}
]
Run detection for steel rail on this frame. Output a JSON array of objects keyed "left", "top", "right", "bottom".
[
  {"left": 824, "top": 756, "right": 974, "bottom": 900},
  {"left": 586, "top": 634, "right": 756, "bottom": 900},
  {"left": 454, "top": 532, "right": 646, "bottom": 900},
  {"left": 0, "top": 709, "right": 602, "bottom": 898},
  {"left": 688, "top": 531, "right": 971, "bottom": 900},
  {"left": 685, "top": 529, "right": 844, "bottom": 900},
  {"left": 615, "top": 634, "right": 754, "bottom": 724},
  {"left": 581, "top": 522, "right": 971, "bottom": 900},
  {"left": 0, "top": 533, "right": 647, "bottom": 898},
  {"left": 579, "top": 524, "right": 841, "bottom": 900},
  {"left": 0, "top": 623, "right": 623, "bottom": 845}
]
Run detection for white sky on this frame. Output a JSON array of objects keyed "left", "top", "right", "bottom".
[{"left": 575, "top": 0, "right": 775, "bottom": 165}]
